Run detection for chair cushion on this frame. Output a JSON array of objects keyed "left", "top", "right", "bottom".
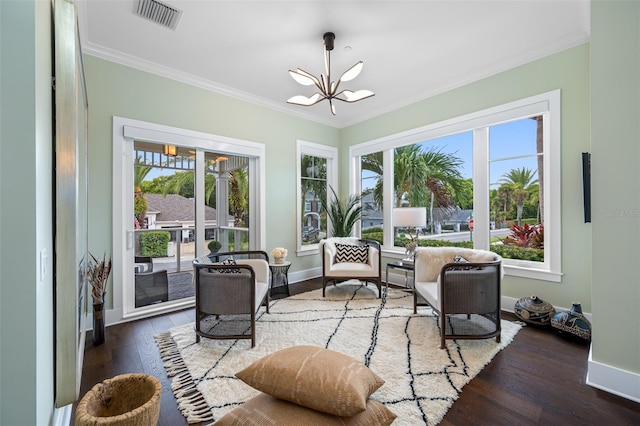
[
  {"left": 235, "top": 345, "right": 385, "bottom": 416},
  {"left": 214, "top": 392, "right": 396, "bottom": 426},
  {"left": 334, "top": 243, "right": 369, "bottom": 264},
  {"left": 414, "top": 280, "right": 439, "bottom": 311},
  {"left": 327, "top": 262, "right": 377, "bottom": 277}
]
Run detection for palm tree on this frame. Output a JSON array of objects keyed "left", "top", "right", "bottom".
[
  {"left": 229, "top": 167, "right": 248, "bottom": 227},
  {"left": 499, "top": 167, "right": 539, "bottom": 225},
  {"left": 134, "top": 159, "right": 153, "bottom": 227},
  {"left": 531, "top": 115, "right": 544, "bottom": 221},
  {"left": 362, "top": 144, "right": 464, "bottom": 232},
  {"left": 300, "top": 154, "right": 327, "bottom": 230},
  {"left": 161, "top": 170, "right": 217, "bottom": 207}
]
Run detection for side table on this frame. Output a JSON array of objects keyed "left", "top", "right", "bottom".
[
  {"left": 269, "top": 261, "right": 291, "bottom": 297},
  {"left": 385, "top": 261, "right": 414, "bottom": 293}
]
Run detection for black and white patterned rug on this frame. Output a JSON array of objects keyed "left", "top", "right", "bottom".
[{"left": 155, "top": 282, "right": 521, "bottom": 425}]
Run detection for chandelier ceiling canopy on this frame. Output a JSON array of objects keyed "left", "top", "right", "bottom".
[{"left": 287, "top": 32, "right": 374, "bottom": 116}]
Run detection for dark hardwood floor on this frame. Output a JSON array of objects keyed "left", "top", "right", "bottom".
[{"left": 73, "top": 278, "right": 639, "bottom": 425}]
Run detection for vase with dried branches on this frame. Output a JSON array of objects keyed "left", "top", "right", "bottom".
[{"left": 86, "top": 252, "right": 112, "bottom": 345}]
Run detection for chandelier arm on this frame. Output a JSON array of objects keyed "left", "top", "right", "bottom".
[
  {"left": 334, "top": 89, "right": 375, "bottom": 103},
  {"left": 287, "top": 93, "right": 327, "bottom": 106}
]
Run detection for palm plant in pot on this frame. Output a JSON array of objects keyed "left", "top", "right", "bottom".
[
  {"left": 324, "top": 186, "right": 363, "bottom": 237},
  {"left": 86, "top": 252, "right": 112, "bottom": 345}
]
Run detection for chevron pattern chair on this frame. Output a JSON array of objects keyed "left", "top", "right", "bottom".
[{"left": 321, "top": 238, "right": 382, "bottom": 298}]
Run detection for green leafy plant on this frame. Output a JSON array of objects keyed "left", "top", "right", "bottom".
[
  {"left": 207, "top": 240, "right": 222, "bottom": 253},
  {"left": 140, "top": 231, "right": 171, "bottom": 257},
  {"left": 324, "top": 186, "right": 363, "bottom": 238}
]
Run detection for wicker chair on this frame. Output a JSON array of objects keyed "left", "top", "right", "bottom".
[
  {"left": 192, "top": 251, "right": 270, "bottom": 347},
  {"left": 413, "top": 247, "right": 502, "bottom": 349},
  {"left": 321, "top": 238, "right": 382, "bottom": 298}
]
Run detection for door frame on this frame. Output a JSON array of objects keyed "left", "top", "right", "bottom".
[{"left": 112, "top": 116, "right": 266, "bottom": 321}]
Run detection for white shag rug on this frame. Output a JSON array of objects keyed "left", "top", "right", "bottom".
[{"left": 155, "top": 282, "right": 521, "bottom": 425}]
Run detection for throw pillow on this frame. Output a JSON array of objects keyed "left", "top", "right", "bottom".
[
  {"left": 215, "top": 256, "right": 241, "bottom": 274},
  {"left": 215, "top": 393, "right": 396, "bottom": 426},
  {"left": 334, "top": 243, "right": 369, "bottom": 264},
  {"left": 452, "top": 254, "right": 469, "bottom": 263},
  {"left": 450, "top": 254, "right": 477, "bottom": 271},
  {"left": 235, "top": 345, "right": 385, "bottom": 416}
]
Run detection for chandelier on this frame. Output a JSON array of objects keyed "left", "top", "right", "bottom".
[{"left": 287, "top": 32, "right": 374, "bottom": 115}]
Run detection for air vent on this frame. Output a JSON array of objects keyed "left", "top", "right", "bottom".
[{"left": 135, "top": 0, "right": 182, "bottom": 30}]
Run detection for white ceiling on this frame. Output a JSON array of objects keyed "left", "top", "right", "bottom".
[{"left": 76, "top": 0, "right": 590, "bottom": 129}]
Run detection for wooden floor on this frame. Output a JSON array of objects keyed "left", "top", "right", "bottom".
[{"left": 74, "top": 278, "right": 639, "bottom": 425}]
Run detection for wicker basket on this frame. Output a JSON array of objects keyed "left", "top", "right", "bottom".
[{"left": 75, "top": 373, "right": 162, "bottom": 426}]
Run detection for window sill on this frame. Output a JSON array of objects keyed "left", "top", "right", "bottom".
[
  {"left": 296, "top": 246, "right": 320, "bottom": 257},
  {"left": 503, "top": 264, "right": 562, "bottom": 282}
]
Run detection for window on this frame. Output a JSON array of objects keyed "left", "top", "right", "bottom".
[
  {"left": 350, "top": 90, "right": 561, "bottom": 281},
  {"left": 361, "top": 152, "right": 384, "bottom": 243},
  {"left": 296, "top": 140, "right": 338, "bottom": 254}
]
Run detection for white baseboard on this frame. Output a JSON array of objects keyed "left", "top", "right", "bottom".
[
  {"left": 289, "top": 266, "right": 321, "bottom": 284},
  {"left": 587, "top": 347, "right": 640, "bottom": 403}
]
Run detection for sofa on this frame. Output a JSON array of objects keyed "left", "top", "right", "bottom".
[{"left": 413, "top": 246, "right": 503, "bottom": 348}]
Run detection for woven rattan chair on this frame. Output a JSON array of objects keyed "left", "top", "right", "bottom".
[
  {"left": 321, "top": 238, "right": 382, "bottom": 298},
  {"left": 413, "top": 247, "right": 502, "bottom": 349},
  {"left": 193, "top": 251, "right": 270, "bottom": 347}
]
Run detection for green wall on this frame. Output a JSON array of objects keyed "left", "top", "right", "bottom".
[
  {"left": 83, "top": 55, "right": 339, "bottom": 308},
  {"left": 590, "top": 0, "right": 640, "bottom": 375},
  {"left": 0, "top": 1, "right": 55, "bottom": 424},
  {"left": 1, "top": 3, "right": 638, "bottom": 424},
  {"left": 342, "top": 44, "right": 592, "bottom": 311}
]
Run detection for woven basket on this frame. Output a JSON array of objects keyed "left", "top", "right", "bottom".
[{"left": 75, "top": 373, "right": 162, "bottom": 426}]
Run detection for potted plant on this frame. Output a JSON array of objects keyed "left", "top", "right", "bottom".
[
  {"left": 324, "top": 186, "right": 363, "bottom": 237},
  {"left": 208, "top": 240, "right": 222, "bottom": 254},
  {"left": 86, "top": 252, "right": 112, "bottom": 345}
]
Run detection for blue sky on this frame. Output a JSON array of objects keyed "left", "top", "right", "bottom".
[{"left": 362, "top": 117, "right": 539, "bottom": 190}]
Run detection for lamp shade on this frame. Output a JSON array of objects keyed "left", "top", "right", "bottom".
[{"left": 393, "top": 207, "right": 427, "bottom": 227}]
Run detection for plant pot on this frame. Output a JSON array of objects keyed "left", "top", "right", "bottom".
[
  {"left": 75, "top": 373, "right": 161, "bottom": 426},
  {"left": 93, "top": 303, "right": 105, "bottom": 345}
]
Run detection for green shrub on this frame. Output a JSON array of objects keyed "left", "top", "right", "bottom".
[
  {"left": 207, "top": 240, "right": 222, "bottom": 253},
  {"left": 492, "top": 244, "right": 544, "bottom": 262},
  {"left": 140, "top": 231, "right": 171, "bottom": 257},
  {"left": 361, "top": 232, "right": 542, "bottom": 262}
]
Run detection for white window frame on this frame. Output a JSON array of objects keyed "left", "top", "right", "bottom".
[
  {"left": 113, "top": 116, "right": 266, "bottom": 321},
  {"left": 350, "top": 90, "right": 561, "bottom": 282},
  {"left": 296, "top": 140, "right": 338, "bottom": 256}
]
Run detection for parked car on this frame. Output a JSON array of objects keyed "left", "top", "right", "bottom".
[{"left": 302, "top": 226, "right": 320, "bottom": 242}]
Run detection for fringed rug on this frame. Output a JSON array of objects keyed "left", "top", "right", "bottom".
[{"left": 155, "top": 282, "right": 521, "bottom": 425}]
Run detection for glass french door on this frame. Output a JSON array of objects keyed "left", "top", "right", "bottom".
[{"left": 130, "top": 142, "right": 251, "bottom": 310}]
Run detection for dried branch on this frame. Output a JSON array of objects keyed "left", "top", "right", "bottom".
[{"left": 87, "top": 252, "right": 112, "bottom": 305}]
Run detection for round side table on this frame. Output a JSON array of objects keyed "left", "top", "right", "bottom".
[{"left": 269, "top": 261, "right": 291, "bottom": 297}]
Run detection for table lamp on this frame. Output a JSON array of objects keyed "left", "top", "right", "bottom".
[{"left": 393, "top": 207, "right": 427, "bottom": 263}]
